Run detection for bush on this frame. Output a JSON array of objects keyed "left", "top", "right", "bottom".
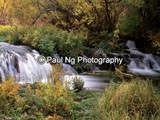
[
  {"left": 0, "top": 78, "right": 21, "bottom": 115},
  {"left": 118, "top": 4, "right": 142, "bottom": 37},
  {"left": 149, "top": 31, "right": 160, "bottom": 55},
  {"left": 0, "top": 79, "right": 77, "bottom": 119},
  {"left": 54, "top": 30, "right": 86, "bottom": 58},
  {"left": 72, "top": 90, "right": 102, "bottom": 120},
  {"left": 0, "top": 26, "right": 12, "bottom": 36},
  {"left": 91, "top": 30, "right": 121, "bottom": 54},
  {"left": 0, "top": 25, "right": 86, "bottom": 57},
  {"left": 0, "top": 26, "right": 12, "bottom": 42},
  {"left": 5, "top": 26, "right": 56, "bottom": 56},
  {"left": 97, "top": 79, "right": 160, "bottom": 120}
]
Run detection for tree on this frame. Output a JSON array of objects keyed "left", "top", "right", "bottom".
[
  {"left": 0, "top": 0, "right": 14, "bottom": 25},
  {"left": 33, "top": 0, "right": 125, "bottom": 33},
  {"left": 140, "top": 0, "right": 160, "bottom": 30},
  {"left": 118, "top": 0, "right": 143, "bottom": 37},
  {"left": 0, "top": 0, "right": 39, "bottom": 25},
  {"left": 118, "top": 0, "right": 160, "bottom": 37}
]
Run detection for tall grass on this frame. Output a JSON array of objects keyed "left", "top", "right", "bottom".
[{"left": 97, "top": 79, "right": 160, "bottom": 120}]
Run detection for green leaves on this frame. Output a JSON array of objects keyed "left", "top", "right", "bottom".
[{"left": 0, "top": 25, "right": 86, "bottom": 57}]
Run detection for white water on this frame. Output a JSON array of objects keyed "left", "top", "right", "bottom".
[
  {"left": 1, "top": 40, "right": 159, "bottom": 90},
  {"left": 0, "top": 42, "right": 52, "bottom": 83},
  {"left": 127, "top": 40, "right": 160, "bottom": 76},
  {"left": 64, "top": 75, "right": 109, "bottom": 90}
]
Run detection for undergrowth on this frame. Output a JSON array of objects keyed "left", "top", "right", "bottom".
[
  {"left": 97, "top": 79, "right": 160, "bottom": 120},
  {"left": 0, "top": 76, "right": 160, "bottom": 120},
  {"left": 0, "top": 78, "right": 77, "bottom": 120}
]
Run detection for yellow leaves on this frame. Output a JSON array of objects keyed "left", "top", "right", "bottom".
[
  {"left": 0, "top": 25, "right": 11, "bottom": 32},
  {"left": 74, "top": 0, "right": 92, "bottom": 15},
  {"left": 45, "top": 115, "right": 63, "bottom": 120},
  {"left": 53, "top": 82, "right": 65, "bottom": 98},
  {"left": 15, "top": 96, "right": 22, "bottom": 103},
  {"left": 0, "top": 78, "right": 23, "bottom": 111},
  {"left": 25, "top": 85, "right": 32, "bottom": 94},
  {"left": 35, "top": 89, "right": 42, "bottom": 96},
  {"left": 53, "top": 72, "right": 59, "bottom": 80},
  {"left": 55, "top": 81, "right": 61, "bottom": 88},
  {"left": 8, "top": 85, "right": 20, "bottom": 97},
  {"left": 38, "top": 82, "right": 44, "bottom": 87},
  {"left": 0, "top": 77, "right": 76, "bottom": 118},
  {"left": 0, "top": 0, "right": 39, "bottom": 24},
  {"left": 45, "top": 81, "right": 66, "bottom": 99},
  {"left": 1, "top": 78, "right": 20, "bottom": 99},
  {"left": 52, "top": 64, "right": 64, "bottom": 81}
]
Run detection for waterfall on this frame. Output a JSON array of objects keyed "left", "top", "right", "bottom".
[
  {"left": 0, "top": 42, "right": 53, "bottom": 84},
  {"left": 127, "top": 40, "right": 160, "bottom": 76}
]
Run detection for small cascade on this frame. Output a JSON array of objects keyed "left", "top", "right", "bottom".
[
  {"left": 127, "top": 40, "right": 160, "bottom": 76},
  {"left": 0, "top": 42, "right": 53, "bottom": 84}
]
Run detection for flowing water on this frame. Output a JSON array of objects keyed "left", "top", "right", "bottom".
[
  {"left": 127, "top": 40, "right": 160, "bottom": 76},
  {"left": 64, "top": 41, "right": 160, "bottom": 90},
  {"left": 0, "top": 42, "right": 52, "bottom": 84},
  {"left": 64, "top": 75, "right": 109, "bottom": 90},
  {"left": 0, "top": 41, "right": 160, "bottom": 90}
]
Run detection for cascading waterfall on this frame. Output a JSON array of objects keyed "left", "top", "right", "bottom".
[
  {"left": 127, "top": 40, "right": 160, "bottom": 76},
  {"left": 1, "top": 40, "right": 159, "bottom": 88},
  {"left": 0, "top": 42, "right": 53, "bottom": 84}
]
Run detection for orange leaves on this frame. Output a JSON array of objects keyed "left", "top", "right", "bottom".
[
  {"left": 53, "top": 72, "right": 59, "bottom": 80},
  {"left": 0, "top": 78, "right": 22, "bottom": 113},
  {"left": 1, "top": 79, "right": 20, "bottom": 99},
  {"left": 36, "top": 82, "right": 44, "bottom": 88},
  {"left": 53, "top": 81, "right": 66, "bottom": 98},
  {"left": 45, "top": 81, "right": 66, "bottom": 99},
  {"left": 42, "top": 81, "right": 74, "bottom": 117},
  {"left": 35, "top": 89, "right": 43, "bottom": 96},
  {"left": 52, "top": 64, "right": 65, "bottom": 82},
  {"left": 0, "top": 78, "right": 76, "bottom": 118},
  {"left": 45, "top": 115, "right": 63, "bottom": 120}
]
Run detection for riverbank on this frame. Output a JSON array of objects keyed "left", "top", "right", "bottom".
[{"left": 0, "top": 76, "right": 160, "bottom": 120}]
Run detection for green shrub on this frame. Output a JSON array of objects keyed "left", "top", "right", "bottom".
[
  {"left": 0, "top": 78, "right": 21, "bottom": 115},
  {"left": 0, "top": 25, "right": 86, "bottom": 57},
  {"left": 87, "top": 30, "right": 124, "bottom": 58},
  {"left": 54, "top": 30, "right": 87, "bottom": 58},
  {"left": 72, "top": 90, "right": 102, "bottom": 120},
  {"left": 118, "top": 4, "right": 142, "bottom": 37},
  {"left": 0, "top": 79, "right": 77, "bottom": 119},
  {"left": 5, "top": 26, "right": 56, "bottom": 56},
  {"left": 149, "top": 31, "right": 160, "bottom": 55},
  {"left": 0, "top": 26, "right": 12, "bottom": 42},
  {"left": 97, "top": 79, "right": 160, "bottom": 120}
]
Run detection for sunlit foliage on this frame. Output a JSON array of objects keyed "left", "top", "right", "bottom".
[
  {"left": 0, "top": 78, "right": 77, "bottom": 119},
  {"left": 35, "top": 0, "right": 124, "bottom": 33},
  {"left": 0, "top": 0, "right": 39, "bottom": 25},
  {"left": 97, "top": 79, "right": 160, "bottom": 120}
]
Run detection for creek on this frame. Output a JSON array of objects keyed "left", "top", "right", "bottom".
[{"left": 0, "top": 41, "right": 159, "bottom": 90}]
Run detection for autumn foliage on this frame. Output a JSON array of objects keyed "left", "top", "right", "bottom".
[{"left": 0, "top": 78, "right": 77, "bottom": 119}]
